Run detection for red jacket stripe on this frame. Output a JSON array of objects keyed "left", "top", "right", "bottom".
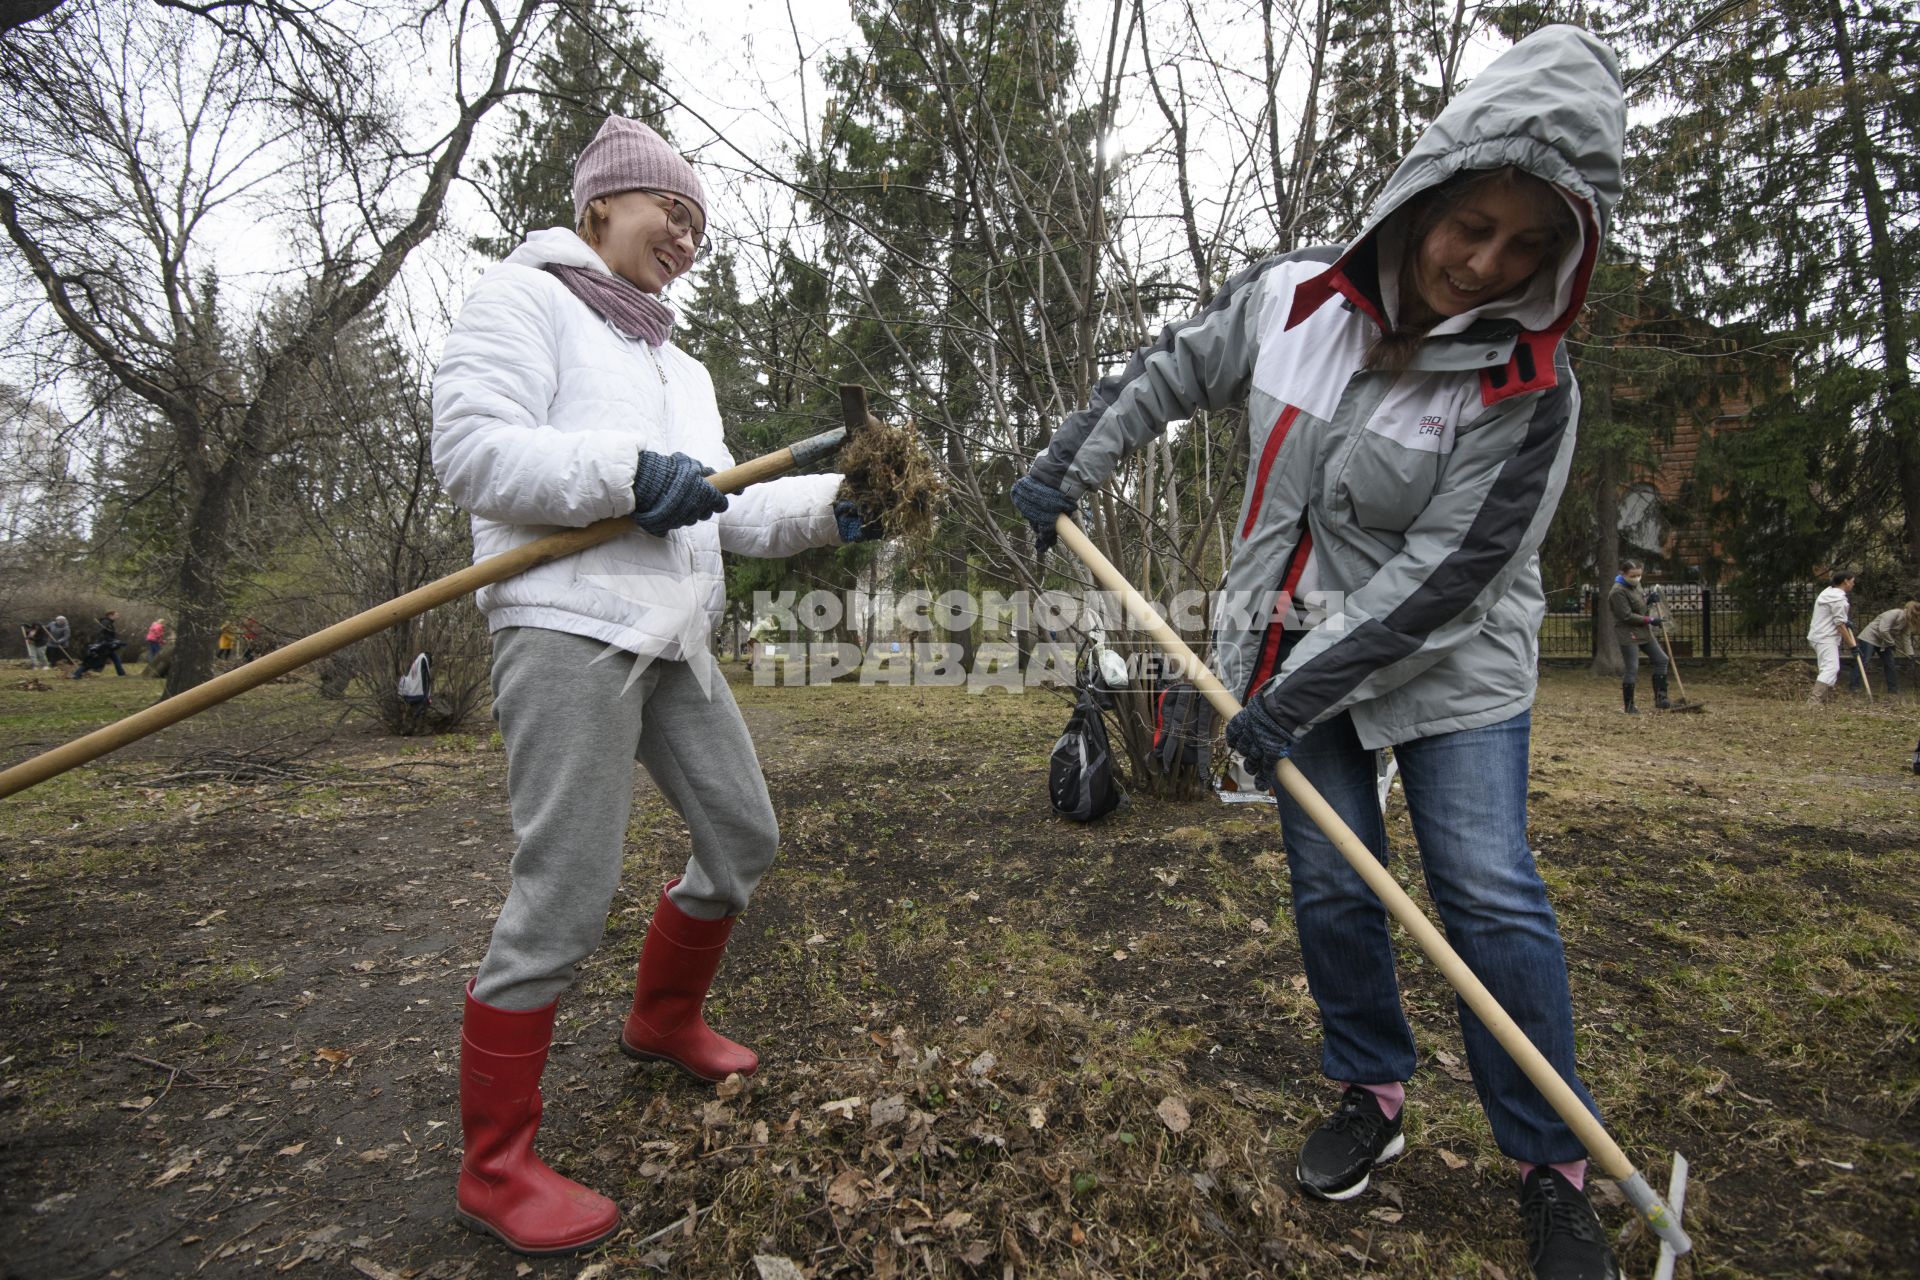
[
  {"left": 1240, "top": 404, "right": 1301, "bottom": 540},
  {"left": 1246, "top": 528, "right": 1315, "bottom": 698}
]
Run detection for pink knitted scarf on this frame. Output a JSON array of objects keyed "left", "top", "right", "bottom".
[{"left": 544, "top": 263, "right": 674, "bottom": 347}]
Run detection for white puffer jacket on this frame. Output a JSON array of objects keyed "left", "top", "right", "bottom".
[{"left": 433, "top": 229, "right": 845, "bottom": 659}]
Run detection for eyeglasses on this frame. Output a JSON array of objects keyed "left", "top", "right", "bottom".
[{"left": 638, "top": 189, "right": 706, "bottom": 259}]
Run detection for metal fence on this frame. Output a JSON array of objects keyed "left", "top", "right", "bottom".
[{"left": 1540, "top": 582, "right": 1828, "bottom": 661}]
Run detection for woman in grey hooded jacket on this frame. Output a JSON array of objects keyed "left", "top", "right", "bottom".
[{"left": 1013, "top": 26, "right": 1624, "bottom": 1280}]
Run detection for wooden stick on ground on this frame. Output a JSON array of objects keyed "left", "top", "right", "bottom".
[
  {"left": 1052, "top": 514, "right": 1692, "bottom": 1257},
  {"left": 0, "top": 426, "right": 849, "bottom": 801}
]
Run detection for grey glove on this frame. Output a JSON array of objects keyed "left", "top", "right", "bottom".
[
  {"left": 1010, "top": 475, "right": 1078, "bottom": 555},
  {"left": 1223, "top": 696, "right": 1297, "bottom": 793},
  {"left": 633, "top": 450, "right": 728, "bottom": 537}
]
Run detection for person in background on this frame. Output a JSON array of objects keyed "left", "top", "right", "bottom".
[
  {"left": 70, "top": 611, "right": 127, "bottom": 679},
  {"left": 46, "top": 614, "right": 72, "bottom": 666},
  {"left": 1606, "top": 559, "right": 1668, "bottom": 714},
  {"left": 23, "top": 621, "right": 51, "bottom": 669},
  {"left": 1807, "top": 570, "right": 1855, "bottom": 705},
  {"left": 145, "top": 618, "right": 167, "bottom": 664},
  {"left": 94, "top": 610, "right": 127, "bottom": 676},
  {"left": 217, "top": 621, "right": 236, "bottom": 661},
  {"left": 1851, "top": 599, "right": 1916, "bottom": 696}
]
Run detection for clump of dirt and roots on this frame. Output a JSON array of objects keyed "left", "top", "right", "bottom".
[{"left": 836, "top": 410, "right": 944, "bottom": 546}]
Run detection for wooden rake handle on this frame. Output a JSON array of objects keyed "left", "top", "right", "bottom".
[
  {"left": 0, "top": 426, "right": 849, "bottom": 801},
  {"left": 1052, "top": 515, "right": 1692, "bottom": 1255},
  {"left": 1648, "top": 606, "right": 1690, "bottom": 701}
]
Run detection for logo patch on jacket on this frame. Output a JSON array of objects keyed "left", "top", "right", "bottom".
[{"left": 1361, "top": 378, "right": 1477, "bottom": 454}]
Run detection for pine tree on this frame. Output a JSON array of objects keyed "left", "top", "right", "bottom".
[
  {"left": 1551, "top": 259, "right": 1744, "bottom": 670},
  {"left": 677, "top": 250, "right": 765, "bottom": 444},
  {"left": 802, "top": 0, "right": 1100, "bottom": 674},
  {"left": 1620, "top": 0, "right": 1920, "bottom": 583}
]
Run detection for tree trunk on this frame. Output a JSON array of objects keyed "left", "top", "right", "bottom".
[
  {"left": 1582, "top": 277, "right": 1626, "bottom": 679},
  {"left": 164, "top": 466, "right": 239, "bottom": 697},
  {"left": 946, "top": 544, "right": 977, "bottom": 674},
  {"left": 1829, "top": 0, "right": 1920, "bottom": 580},
  {"left": 939, "top": 138, "right": 979, "bottom": 677},
  {"left": 1589, "top": 446, "right": 1622, "bottom": 678}
]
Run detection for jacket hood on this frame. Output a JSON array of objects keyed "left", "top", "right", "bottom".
[
  {"left": 1366, "top": 25, "right": 1624, "bottom": 252},
  {"left": 1286, "top": 26, "right": 1625, "bottom": 399}
]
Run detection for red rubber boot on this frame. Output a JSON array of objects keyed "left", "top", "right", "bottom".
[
  {"left": 456, "top": 982, "right": 618, "bottom": 1255},
  {"left": 619, "top": 880, "right": 759, "bottom": 1081}
]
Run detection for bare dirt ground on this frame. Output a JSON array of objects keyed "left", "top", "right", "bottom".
[{"left": 1, "top": 661, "right": 1916, "bottom": 1279}]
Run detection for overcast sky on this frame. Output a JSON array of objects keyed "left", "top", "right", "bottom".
[{"left": 3, "top": 0, "right": 1526, "bottom": 426}]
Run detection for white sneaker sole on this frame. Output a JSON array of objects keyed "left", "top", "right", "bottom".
[{"left": 1297, "top": 1132, "right": 1406, "bottom": 1202}]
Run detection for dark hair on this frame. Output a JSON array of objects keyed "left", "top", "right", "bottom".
[
  {"left": 1367, "top": 167, "right": 1580, "bottom": 374},
  {"left": 1621, "top": 558, "right": 1643, "bottom": 572},
  {"left": 1831, "top": 569, "right": 1857, "bottom": 586}
]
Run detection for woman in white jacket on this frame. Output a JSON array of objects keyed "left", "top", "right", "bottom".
[
  {"left": 1806, "top": 569, "right": 1856, "bottom": 704},
  {"left": 432, "top": 116, "right": 877, "bottom": 1256}
]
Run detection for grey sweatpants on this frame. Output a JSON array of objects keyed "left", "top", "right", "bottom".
[
  {"left": 1617, "top": 638, "right": 1668, "bottom": 684},
  {"left": 473, "top": 627, "right": 780, "bottom": 1011}
]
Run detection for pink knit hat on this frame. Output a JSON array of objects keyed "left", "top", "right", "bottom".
[{"left": 571, "top": 117, "right": 707, "bottom": 227}]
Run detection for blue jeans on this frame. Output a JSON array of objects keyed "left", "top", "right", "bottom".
[{"left": 1279, "top": 710, "right": 1600, "bottom": 1164}]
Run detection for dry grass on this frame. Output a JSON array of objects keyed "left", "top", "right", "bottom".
[{"left": 1, "top": 662, "right": 1915, "bottom": 1278}]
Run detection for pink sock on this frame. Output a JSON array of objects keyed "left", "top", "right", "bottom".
[
  {"left": 1347, "top": 1081, "right": 1404, "bottom": 1120},
  {"left": 1517, "top": 1159, "right": 1587, "bottom": 1190}
]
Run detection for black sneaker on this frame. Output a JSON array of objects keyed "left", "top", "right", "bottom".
[
  {"left": 1520, "top": 1167, "right": 1621, "bottom": 1280},
  {"left": 1295, "top": 1085, "right": 1404, "bottom": 1201}
]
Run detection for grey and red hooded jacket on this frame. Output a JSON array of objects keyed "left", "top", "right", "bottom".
[{"left": 1025, "top": 25, "right": 1624, "bottom": 749}]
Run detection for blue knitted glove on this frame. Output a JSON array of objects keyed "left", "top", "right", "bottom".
[
  {"left": 1010, "top": 475, "right": 1078, "bottom": 555},
  {"left": 1224, "top": 695, "right": 1297, "bottom": 793},
  {"left": 835, "top": 500, "right": 884, "bottom": 543},
  {"left": 632, "top": 450, "right": 728, "bottom": 537}
]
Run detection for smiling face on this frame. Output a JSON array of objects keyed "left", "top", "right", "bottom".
[
  {"left": 583, "top": 189, "right": 703, "bottom": 294},
  {"left": 1405, "top": 172, "right": 1571, "bottom": 325}
]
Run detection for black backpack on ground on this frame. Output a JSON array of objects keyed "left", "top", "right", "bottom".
[
  {"left": 1049, "top": 650, "right": 1125, "bottom": 822},
  {"left": 1150, "top": 680, "right": 1214, "bottom": 777}
]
